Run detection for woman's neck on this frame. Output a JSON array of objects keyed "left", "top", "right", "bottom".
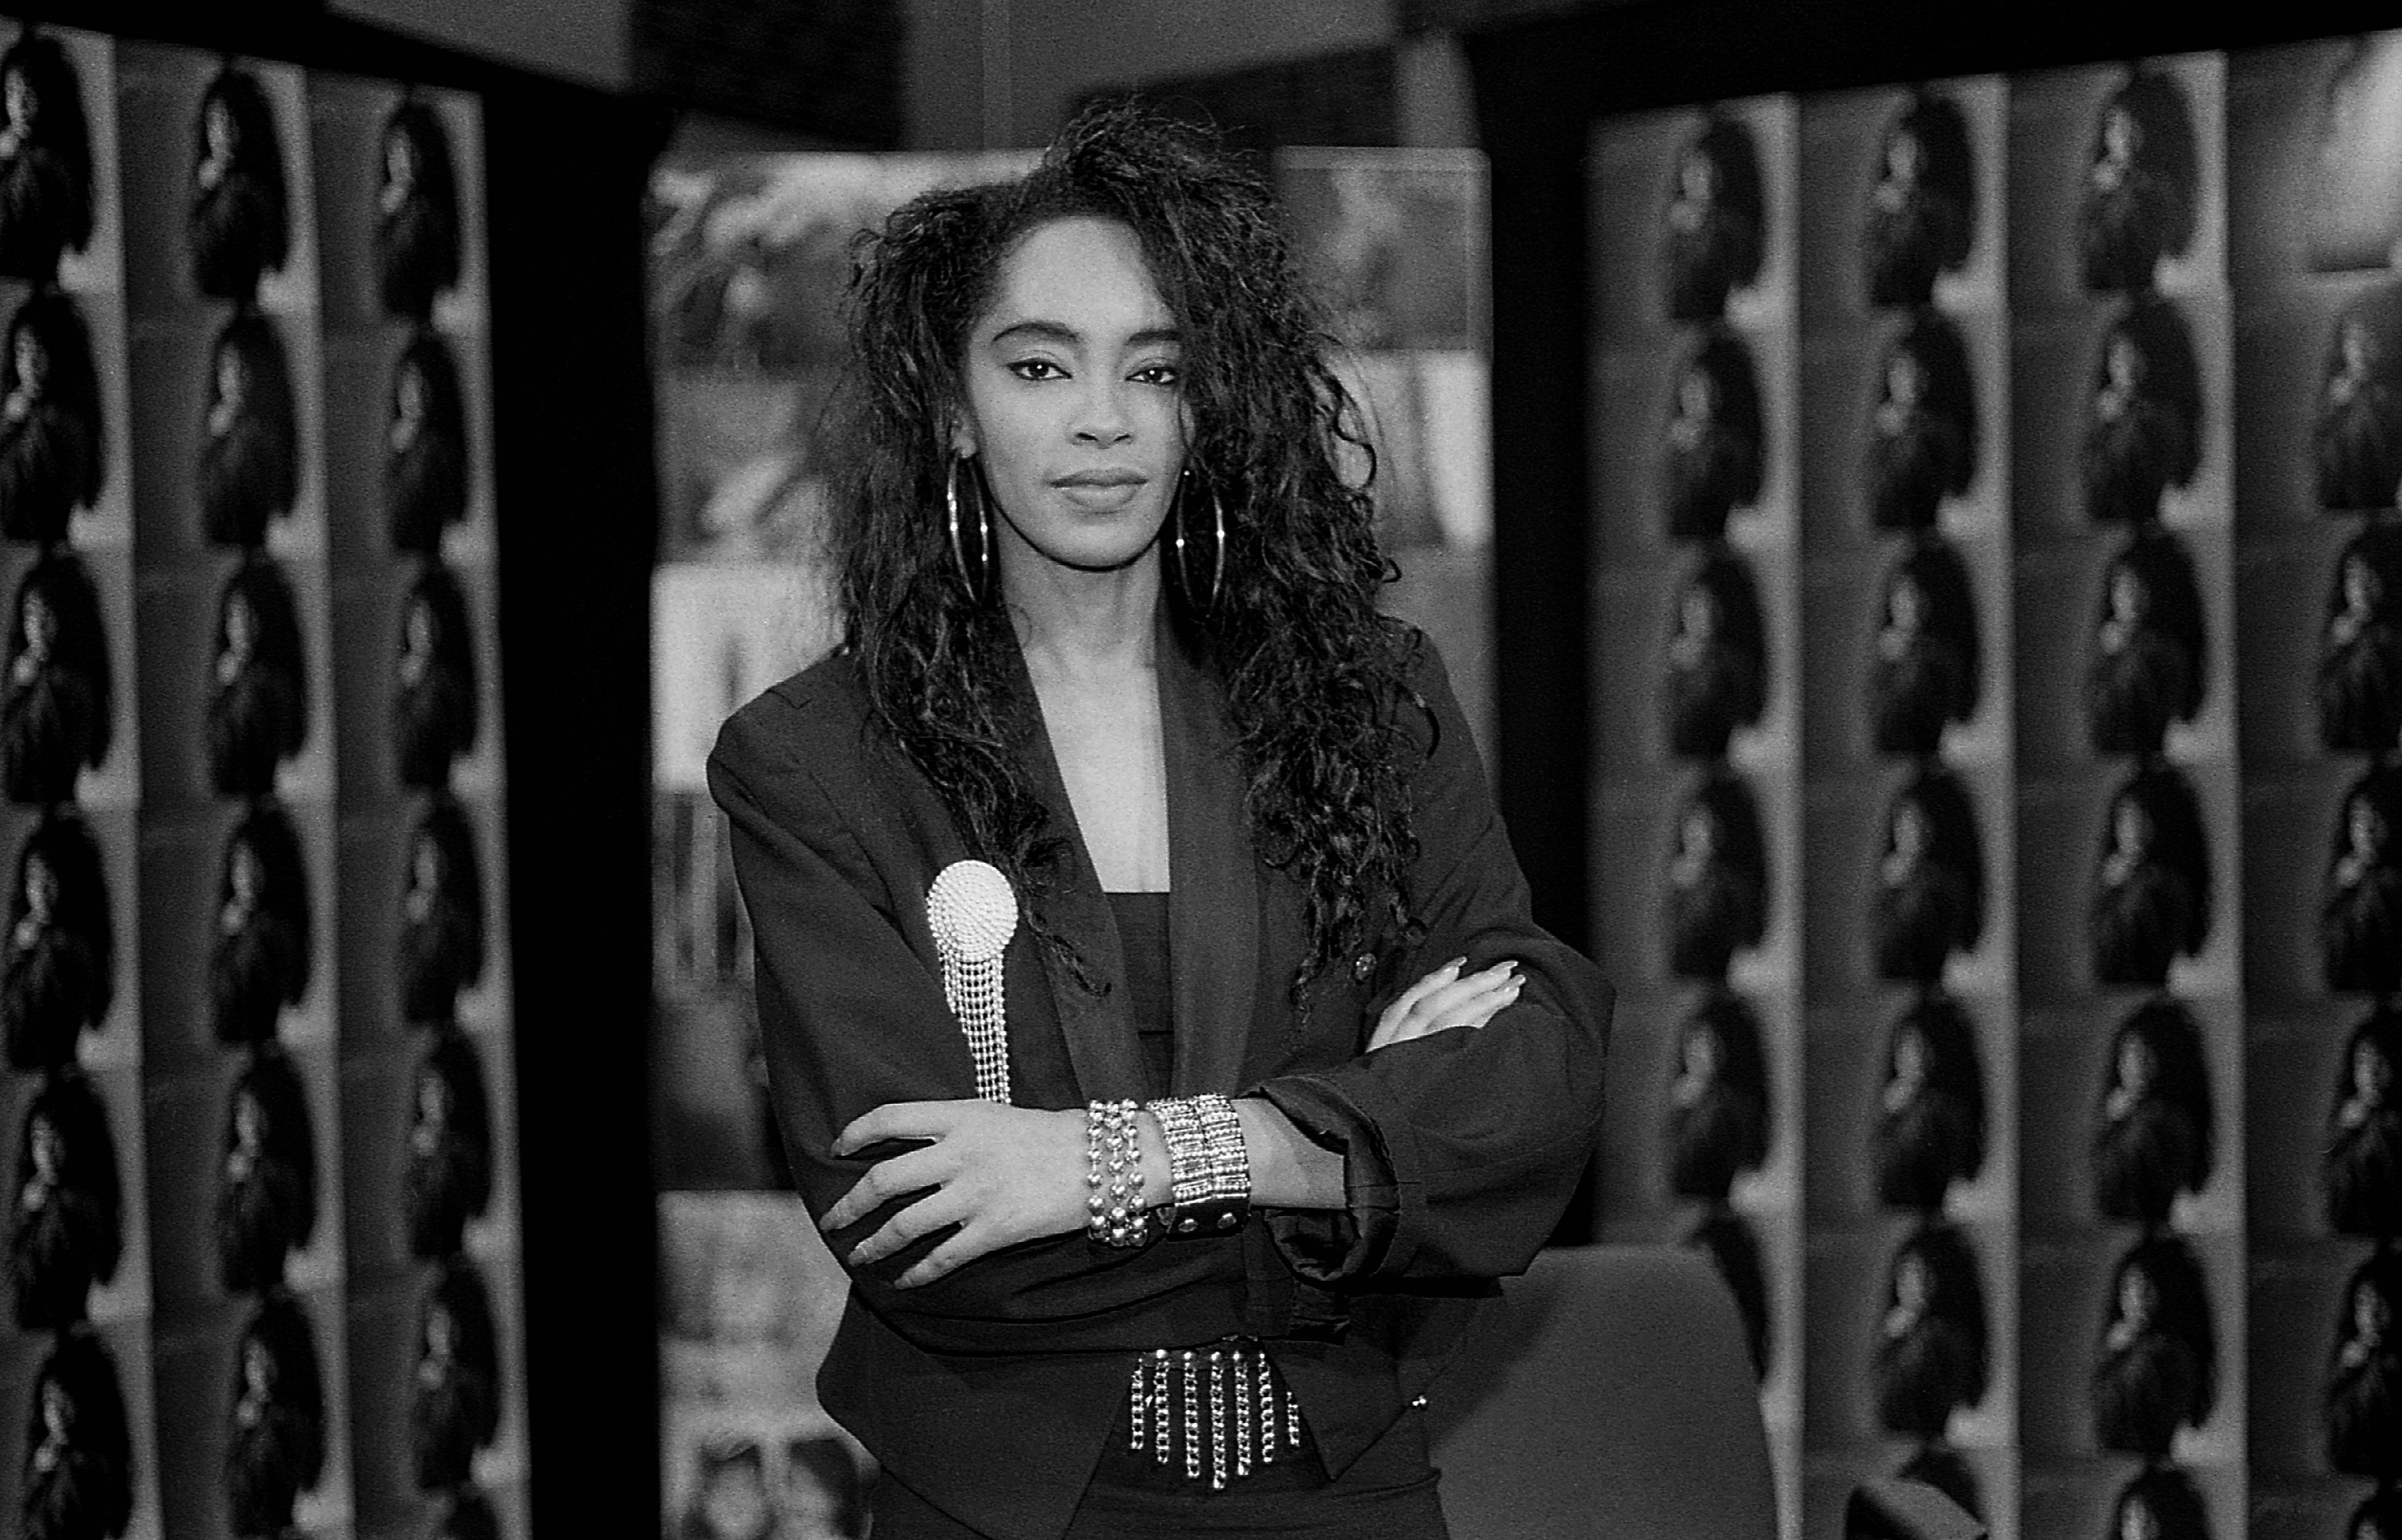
[{"left": 1002, "top": 546, "right": 1163, "bottom": 682}]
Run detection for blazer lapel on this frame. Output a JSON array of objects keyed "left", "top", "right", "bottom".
[
  {"left": 1158, "top": 621, "right": 1261, "bottom": 1095},
  {"left": 998, "top": 635, "right": 1150, "bottom": 1103}
]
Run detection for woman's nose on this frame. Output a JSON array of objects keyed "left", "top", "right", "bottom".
[{"left": 1071, "top": 381, "right": 1133, "bottom": 446}]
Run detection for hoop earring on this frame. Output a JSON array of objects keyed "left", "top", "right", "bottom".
[
  {"left": 946, "top": 455, "right": 994, "bottom": 607},
  {"left": 1171, "top": 469, "right": 1226, "bottom": 614}
]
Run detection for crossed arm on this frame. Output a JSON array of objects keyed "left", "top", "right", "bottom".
[
  {"left": 819, "top": 957, "right": 1525, "bottom": 1286},
  {"left": 713, "top": 645, "right": 1611, "bottom": 1318}
]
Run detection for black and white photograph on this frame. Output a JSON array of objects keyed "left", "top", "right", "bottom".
[{"left": 24, "top": 7, "right": 2402, "bottom": 1540}]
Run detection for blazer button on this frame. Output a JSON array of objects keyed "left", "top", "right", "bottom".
[{"left": 1351, "top": 952, "right": 1375, "bottom": 982}]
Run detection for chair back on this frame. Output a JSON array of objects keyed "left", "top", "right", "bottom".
[{"left": 1425, "top": 1243, "right": 1778, "bottom": 1540}]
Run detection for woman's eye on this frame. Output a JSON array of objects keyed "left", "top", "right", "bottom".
[
  {"left": 1007, "top": 359, "right": 1065, "bottom": 381},
  {"left": 1131, "top": 364, "right": 1180, "bottom": 387}
]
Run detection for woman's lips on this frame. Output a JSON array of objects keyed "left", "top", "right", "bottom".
[{"left": 1052, "top": 471, "right": 1147, "bottom": 511}]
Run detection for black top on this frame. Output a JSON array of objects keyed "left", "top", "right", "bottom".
[{"left": 1106, "top": 890, "right": 1175, "bottom": 1097}]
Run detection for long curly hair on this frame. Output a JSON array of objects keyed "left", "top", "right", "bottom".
[
  {"left": 0, "top": 32, "right": 95, "bottom": 258},
  {"left": 830, "top": 103, "right": 1421, "bottom": 1002},
  {"left": 4, "top": 289, "right": 107, "bottom": 506}
]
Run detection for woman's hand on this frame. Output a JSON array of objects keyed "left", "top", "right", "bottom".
[
  {"left": 1369, "top": 957, "right": 1521, "bottom": 1052},
  {"left": 820, "top": 1100, "right": 1089, "bottom": 1288}
]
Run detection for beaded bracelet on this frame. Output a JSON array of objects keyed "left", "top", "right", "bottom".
[
  {"left": 1084, "top": 1099, "right": 1148, "bottom": 1247},
  {"left": 1149, "top": 1092, "right": 1251, "bottom": 1236}
]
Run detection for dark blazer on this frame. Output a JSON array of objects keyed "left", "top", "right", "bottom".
[{"left": 707, "top": 621, "right": 1614, "bottom": 1540}]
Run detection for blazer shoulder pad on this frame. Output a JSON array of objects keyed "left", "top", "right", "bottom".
[{"left": 711, "top": 651, "right": 876, "bottom": 778}]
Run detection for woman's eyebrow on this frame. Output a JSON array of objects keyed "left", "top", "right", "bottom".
[
  {"left": 987, "top": 319, "right": 1182, "bottom": 350},
  {"left": 989, "top": 318, "right": 1079, "bottom": 348}
]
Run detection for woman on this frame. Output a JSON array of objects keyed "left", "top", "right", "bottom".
[
  {"left": 199, "top": 310, "right": 299, "bottom": 549},
  {"left": 188, "top": 64, "right": 288, "bottom": 304},
  {"left": 0, "top": 287, "right": 107, "bottom": 543},
  {"left": 0, "top": 30, "right": 95, "bottom": 284},
  {"left": 708, "top": 107, "right": 1613, "bottom": 1538},
  {"left": 2, "top": 810, "right": 113, "bottom": 1071},
  {"left": 206, "top": 555, "right": 310, "bottom": 799}
]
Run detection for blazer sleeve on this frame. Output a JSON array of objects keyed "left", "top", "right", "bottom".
[
  {"left": 1249, "top": 639, "right": 1615, "bottom": 1288},
  {"left": 707, "top": 694, "right": 1222, "bottom": 1341}
]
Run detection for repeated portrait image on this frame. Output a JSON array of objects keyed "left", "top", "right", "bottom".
[
  {"left": 0, "top": 20, "right": 142, "bottom": 1540},
  {"left": 1586, "top": 31, "right": 2402, "bottom": 1540},
  {"left": 1590, "top": 89, "right": 1810, "bottom": 1531},
  {"left": 1652, "top": 106, "right": 1788, "bottom": 1415},
  {"left": 0, "top": 25, "right": 520, "bottom": 1540}
]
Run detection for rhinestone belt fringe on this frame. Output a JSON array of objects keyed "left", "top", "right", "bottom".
[{"left": 1127, "top": 1342, "right": 1302, "bottom": 1488}]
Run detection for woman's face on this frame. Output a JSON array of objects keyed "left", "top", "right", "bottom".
[
  {"left": 2356, "top": 1279, "right": 2390, "bottom": 1347},
  {"left": 2349, "top": 795, "right": 2388, "bottom": 861},
  {"left": 13, "top": 328, "right": 46, "bottom": 395},
  {"left": 385, "top": 130, "right": 417, "bottom": 201},
  {"left": 2344, "top": 321, "right": 2378, "bottom": 382},
  {"left": 1677, "top": 147, "right": 1717, "bottom": 209},
  {"left": 1677, "top": 584, "right": 1717, "bottom": 647},
  {"left": 1887, "top": 573, "right": 1926, "bottom": 640},
  {"left": 2108, "top": 563, "right": 2150, "bottom": 630},
  {"left": 214, "top": 346, "right": 248, "bottom": 417},
  {"left": 416, "top": 1066, "right": 451, "bottom": 1129},
  {"left": 28, "top": 1112, "right": 60, "bottom": 1182},
  {"left": 394, "top": 360, "right": 426, "bottom": 434},
  {"left": 2105, "top": 334, "right": 2143, "bottom": 400},
  {"left": 223, "top": 589, "right": 256, "bottom": 662},
  {"left": 233, "top": 1087, "right": 264, "bottom": 1153},
  {"left": 229, "top": 840, "right": 264, "bottom": 910},
  {"left": 1674, "top": 1025, "right": 1719, "bottom": 1103},
  {"left": 1675, "top": 365, "right": 1717, "bottom": 426},
  {"left": 952, "top": 216, "right": 1188, "bottom": 586},
  {"left": 1888, "top": 798, "right": 1931, "bottom": 870},
  {"left": 2355, "top": 1039, "right": 2392, "bottom": 1105},
  {"left": 2344, "top": 554, "right": 2381, "bottom": 619},
  {"left": 2111, "top": 797, "right": 2153, "bottom": 864},
  {"left": 2116, "top": 1264, "right": 2158, "bottom": 1335},
  {"left": 2115, "top": 1033, "right": 2156, "bottom": 1103},
  {"left": 4, "top": 67, "right": 33, "bottom": 132},
  {"left": 242, "top": 1338, "right": 273, "bottom": 1398},
  {"left": 20, "top": 589, "right": 54, "bottom": 656},
  {"left": 408, "top": 595, "right": 438, "bottom": 651},
  {"left": 1676, "top": 805, "right": 1719, "bottom": 874},
  {"left": 2100, "top": 105, "right": 2138, "bottom": 171},
  {"left": 1885, "top": 350, "right": 1925, "bottom": 414},
  {"left": 2353, "top": 1278, "right": 2392, "bottom": 1336},
  {"left": 204, "top": 97, "right": 238, "bottom": 166},
  {"left": 1890, "top": 1249, "right": 1931, "bottom": 1328},
  {"left": 411, "top": 832, "right": 443, "bottom": 900},
  {"left": 1884, "top": 127, "right": 1923, "bottom": 189},
  {"left": 1891, "top": 1026, "right": 1928, "bottom": 1097},
  {"left": 23, "top": 850, "right": 55, "bottom": 924}
]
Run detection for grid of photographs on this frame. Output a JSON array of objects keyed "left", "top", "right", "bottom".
[
  {"left": 1589, "top": 90, "right": 1810, "bottom": 1534},
  {"left": 1590, "top": 32, "right": 2402, "bottom": 1540},
  {"left": 0, "top": 20, "right": 522, "bottom": 1539}
]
